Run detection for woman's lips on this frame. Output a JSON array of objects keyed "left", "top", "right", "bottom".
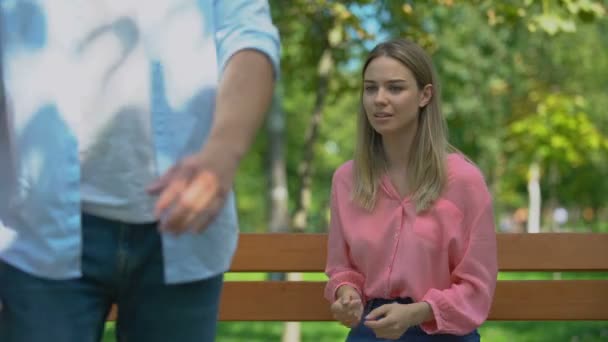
[{"left": 374, "top": 112, "right": 393, "bottom": 118}]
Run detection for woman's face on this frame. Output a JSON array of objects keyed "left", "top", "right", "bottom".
[{"left": 362, "top": 56, "right": 431, "bottom": 137}]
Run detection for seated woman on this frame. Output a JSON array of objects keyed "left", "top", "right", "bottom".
[{"left": 324, "top": 38, "right": 497, "bottom": 341}]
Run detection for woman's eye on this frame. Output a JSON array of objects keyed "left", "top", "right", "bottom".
[
  {"left": 389, "top": 86, "right": 403, "bottom": 92},
  {"left": 364, "top": 86, "right": 377, "bottom": 92}
]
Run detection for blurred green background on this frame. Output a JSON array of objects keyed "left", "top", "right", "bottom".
[{"left": 106, "top": 0, "right": 608, "bottom": 340}]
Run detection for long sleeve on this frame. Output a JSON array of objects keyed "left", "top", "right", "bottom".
[
  {"left": 420, "top": 193, "right": 498, "bottom": 335},
  {"left": 324, "top": 173, "right": 365, "bottom": 302},
  {"left": 214, "top": 0, "right": 280, "bottom": 78}
]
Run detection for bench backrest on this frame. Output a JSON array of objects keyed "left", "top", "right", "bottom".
[{"left": 108, "top": 233, "right": 608, "bottom": 321}]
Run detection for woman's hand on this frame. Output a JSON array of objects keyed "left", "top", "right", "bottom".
[
  {"left": 363, "top": 302, "right": 433, "bottom": 340},
  {"left": 330, "top": 285, "right": 364, "bottom": 328}
]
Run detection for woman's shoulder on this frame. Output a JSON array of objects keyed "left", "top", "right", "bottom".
[
  {"left": 333, "top": 160, "right": 354, "bottom": 181},
  {"left": 443, "top": 152, "right": 493, "bottom": 220},
  {"left": 446, "top": 152, "right": 489, "bottom": 192},
  {"left": 331, "top": 160, "right": 355, "bottom": 193}
]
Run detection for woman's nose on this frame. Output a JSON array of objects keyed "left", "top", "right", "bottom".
[{"left": 374, "top": 88, "right": 388, "bottom": 105}]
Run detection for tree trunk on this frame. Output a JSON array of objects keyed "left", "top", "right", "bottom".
[
  {"left": 547, "top": 162, "right": 559, "bottom": 232},
  {"left": 267, "top": 90, "right": 290, "bottom": 234},
  {"left": 282, "top": 48, "right": 333, "bottom": 342},
  {"left": 291, "top": 48, "right": 333, "bottom": 233},
  {"left": 267, "top": 90, "right": 290, "bottom": 282},
  {"left": 266, "top": 90, "right": 298, "bottom": 340},
  {"left": 527, "top": 162, "right": 541, "bottom": 233}
]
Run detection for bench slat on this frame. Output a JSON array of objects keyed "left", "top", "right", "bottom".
[
  {"left": 230, "top": 233, "right": 608, "bottom": 272},
  {"left": 220, "top": 280, "right": 608, "bottom": 321},
  {"left": 106, "top": 233, "right": 608, "bottom": 322},
  {"left": 107, "top": 280, "right": 608, "bottom": 321}
]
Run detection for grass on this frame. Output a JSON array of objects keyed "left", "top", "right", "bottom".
[
  {"left": 102, "top": 271, "right": 608, "bottom": 341},
  {"left": 103, "top": 321, "right": 608, "bottom": 341}
]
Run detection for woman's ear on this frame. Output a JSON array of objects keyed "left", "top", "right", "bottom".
[{"left": 419, "top": 84, "right": 433, "bottom": 108}]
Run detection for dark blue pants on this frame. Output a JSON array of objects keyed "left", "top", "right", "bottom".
[
  {"left": 0, "top": 213, "right": 224, "bottom": 342},
  {"left": 346, "top": 298, "right": 480, "bottom": 341}
]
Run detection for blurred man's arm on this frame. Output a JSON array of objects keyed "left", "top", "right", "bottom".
[{"left": 149, "top": 0, "right": 279, "bottom": 233}]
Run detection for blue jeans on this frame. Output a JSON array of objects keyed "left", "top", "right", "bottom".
[
  {"left": 0, "top": 213, "right": 224, "bottom": 342},
  {"left": 346, "top": 298, "right": 480, "bottom": 342}
]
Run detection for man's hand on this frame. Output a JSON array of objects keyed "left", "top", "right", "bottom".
[
  {"left": 330, "top": 285, "right": 364, "bottom": 328},
  {"left": 363, "top": 302, "right": 433, "bottom": 340},
  {"left": 147, "top": 145, "right": 237, "bottom": 235}
]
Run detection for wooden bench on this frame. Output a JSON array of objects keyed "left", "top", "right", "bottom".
[{"left": 108, "top": 233, "right": 608, "bottom": 321}]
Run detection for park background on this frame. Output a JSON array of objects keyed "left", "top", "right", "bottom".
[{"left": 104, "top": 0, "right": 608, "bottom": 341}]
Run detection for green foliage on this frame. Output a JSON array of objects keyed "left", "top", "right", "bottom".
[
  {"left": 469, "top": 0, "right": 605, "bottom": 34},
  {"left": 507, "top": 94, "right": 607, "bottom": 166},
  {"left": 233, "top": 0, "right": 608, "bottom": 233}
]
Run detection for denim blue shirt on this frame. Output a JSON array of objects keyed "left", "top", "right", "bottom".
[{"left": 0, "top": 0, "right": 280, "bottom": 284}]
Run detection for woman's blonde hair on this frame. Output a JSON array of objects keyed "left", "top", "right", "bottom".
[{"left": 352, "top": 38, "right": 453, "bottom": 213}]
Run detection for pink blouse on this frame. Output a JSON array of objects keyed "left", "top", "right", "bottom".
[{"left": 324, "top": 153, "right": 497, "bottom": 335}]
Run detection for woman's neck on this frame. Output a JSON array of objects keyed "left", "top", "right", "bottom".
[
  {"left": 382, "top": 127, "right": 417, "bottom": 173},
  {"left": 381, "top": 127, "right": 417, "bottom": 198}
]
